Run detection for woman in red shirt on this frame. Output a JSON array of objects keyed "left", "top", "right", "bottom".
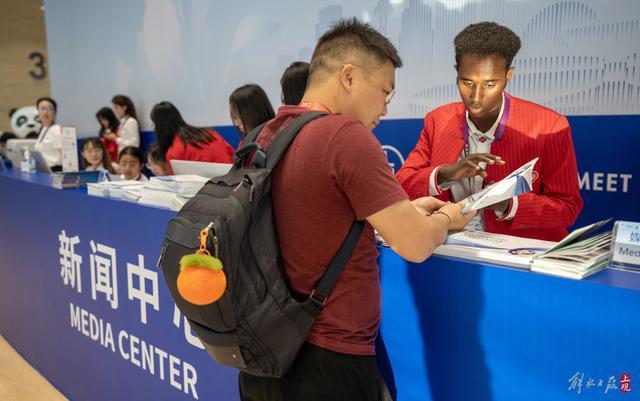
[
  {"left": 96, "top": 107, "right": 120, "bottom": 162},
  {"left": 150, "top": 101, "right": 235, "bottom": 174}
]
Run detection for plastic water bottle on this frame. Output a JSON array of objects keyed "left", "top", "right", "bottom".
[{"left": 21, "top": 148, "right": 36, "bottom": 173}]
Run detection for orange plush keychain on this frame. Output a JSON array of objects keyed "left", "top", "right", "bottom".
[{"left": 177, "top": 223, "right": 227, "bottom": 305}]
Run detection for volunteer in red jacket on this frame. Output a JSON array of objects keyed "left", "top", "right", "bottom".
[
  {"left": 150, "top": 101, "right": 235, "bottom": 174},
  {"left": 396, "top": 22, "right": 583, "bottom": 241}
]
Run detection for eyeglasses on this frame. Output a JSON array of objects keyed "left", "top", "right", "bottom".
[
  {"left": 349, "top": 64, "right": 395, "bottom": 105},
  {"left": 38, "top": 107, "right": 55, "bottom": 113}
]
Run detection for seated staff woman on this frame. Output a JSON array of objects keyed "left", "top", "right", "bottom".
[
  {"left": 150, "top": 101, "right": 234, "bottom": 174},
  {"left": 145, "top": 143, "right": 171, "bottom": 177},
  {"left": 81, "top": 137, "right": 116, "bottom": 174},
  {"left": 118, "top": 146, "right": 148, "bottom": 181}
]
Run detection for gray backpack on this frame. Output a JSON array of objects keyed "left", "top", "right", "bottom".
[{"left": 158, "top": 111, "right": 364, "bottom": 377}]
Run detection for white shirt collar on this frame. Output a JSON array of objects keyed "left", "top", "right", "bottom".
[{"left": 465, "top": 92, "right": 505, "bottom": 140}]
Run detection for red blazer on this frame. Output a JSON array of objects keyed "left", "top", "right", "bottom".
[
  {"left": 396, "top": 94, "right": 583, "bottom": 241},
  {"left": 166, "top": 129, "right": 235, "bottom": 174}
]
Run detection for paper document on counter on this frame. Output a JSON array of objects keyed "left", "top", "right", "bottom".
[
  {"left": 461, "top": 158, "right": 538, "bottom": 213},
  {"left": 436, "top": 230, "right": 555, "bottom": 269}
]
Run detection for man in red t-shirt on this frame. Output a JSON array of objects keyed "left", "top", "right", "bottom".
[{"left": 239, "top": 19, "right": 475, "bottom": 401}]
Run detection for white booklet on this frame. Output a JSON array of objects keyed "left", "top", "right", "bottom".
[
  {"left": 436, "top": 230, "right": 555, "bottom": 269},
  {"left": 461, "top": 158, "right": 538, "bottom": 213}
]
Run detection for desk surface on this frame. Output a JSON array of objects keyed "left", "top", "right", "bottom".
[{"left": 1, "top": 170, "right": 639, "bottom": 401}]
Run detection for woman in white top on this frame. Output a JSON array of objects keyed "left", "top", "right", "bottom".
[
  {"left": 109, "top": 95, "right": 140, "bottom": 154},
  {"left": 34, "top": 97, "right": 63, "bottom": 171}
]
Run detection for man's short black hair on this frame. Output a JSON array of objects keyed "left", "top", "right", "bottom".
[
  {"left": 309, "top": 18, "right": 402, "bottom": 83},
  {"left": 454, "top": 22, "right": 521, "bottom": 70}
]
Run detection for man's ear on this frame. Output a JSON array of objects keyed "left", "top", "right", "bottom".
[
  {"left": 506, "top": 67, "right": 515, "bottom": 82},
  {"left": 340, "top": 64, "right": 355, "bottom": 93}
]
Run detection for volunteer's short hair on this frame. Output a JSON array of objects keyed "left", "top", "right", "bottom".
[
  {"left": 454, "top": 22, "right": 521, "bottom": 70},
  {"left": 308, "top": 18, "right": 402, "bottom": 84}
]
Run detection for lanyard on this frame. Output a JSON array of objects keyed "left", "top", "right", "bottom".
[
  {"left": 462, "top": 92, "right": 511, "bottom": 158},
  {"left": 461, "top": 92, "right": 511, "bottom": 194},
  {"left": 37, "top": 125, "right": 52, "bottom": 145},
  {"left": 299, "top": 101, "right": 332, "bottom": 113}
]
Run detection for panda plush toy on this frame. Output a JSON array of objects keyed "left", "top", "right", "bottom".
[{"left": 10, "top": 106, "right": 41, "bottom": 138}]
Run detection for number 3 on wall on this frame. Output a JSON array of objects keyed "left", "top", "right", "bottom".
[{"left": 29, "top": 51, "right": 47, "bottom": 80}]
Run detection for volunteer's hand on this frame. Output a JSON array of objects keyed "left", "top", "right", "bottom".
[
  {"left": 104, "top": 132, "right": 117, "bottom": 141},
  {"left": 437, "top": 153, "right": 505, "bottom": 183}
]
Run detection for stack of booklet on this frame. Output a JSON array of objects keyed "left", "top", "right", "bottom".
[
  {"left": 87, "top": 175, "right": 208, "bottom": 210},
  {"left": 436, "top": 231, "right": 555, "bottom": 269},
  {"left": 87, "top": 181, "right": 145, "bottom": 199},
  {"left": 433, "top": 219, "right": 612, "bottom": 279},
  {"left": 138, "top": 175, "right": 209, "bottom": 210},
  {"left": 52, "top": 171, "right": 101, "bottom": 189},
  {"left": 530, "top": 220, "right": 612, "bottom": 279}
]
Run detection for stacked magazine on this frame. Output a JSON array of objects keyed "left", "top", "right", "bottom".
[
  {"left": 87, "top": 175, "right": 208, "bottom": 210},
  {"left": 425, "top": 219, "right": 613, "bottom": 279},
  {"left": 87, "top": 180, "right": 145, "bottom": 199},
  {"left": 138, "top": 175, "right": 209, "bottom": 210},
  {"left": 531, "top": 219, "right": 612, "bottom": 279}
]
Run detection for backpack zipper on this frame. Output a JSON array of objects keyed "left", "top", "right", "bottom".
[
  {"left": 156, "top": 245, "right": 167, "bottom": 267},
  {"left": 233, "top": 178, "right": 254, "bottom": 202}
]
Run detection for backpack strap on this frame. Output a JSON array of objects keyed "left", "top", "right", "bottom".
[
  {"left": 244, "top": 122, "right": 267, "bottom": 144},
  {"left": 248, "top": 110, "right": 361, "bottom": 314},
  {"left": 304, "top": 219, "right": 365, "bottom": 315},
  {"left": 264, "top": 111, "right": 327, "bottom": 170},
  {"left": 233, "top": 122, "right": 268, "bottom": 170}
]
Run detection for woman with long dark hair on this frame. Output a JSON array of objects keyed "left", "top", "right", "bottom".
[
  {"left": 81, "top": 137, "right": 116, "bottom": 174},
  {"left": 110, "top": 95, "right": 140, "bottom": 154},
  {"left": 228, "top": 84, "right": 275, "bottom": 146},
  {"left": 95, "top": 107, "right": 120, "bottom": 162},
  {"left": 150, "top": 101, "right": 234, "bottom": 174},
  {"left": 280, "top": 61, "right": 309, "bottom": 105}
]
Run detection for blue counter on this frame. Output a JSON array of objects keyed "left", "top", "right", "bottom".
[
  {"left": 379, "top": 249, "right": 640, "bottom": 401},
  {"left": 1, "top": 169, "right": 639, "bottom": 401}
]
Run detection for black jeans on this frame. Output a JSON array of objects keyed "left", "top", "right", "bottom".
[{"left": 239, "top": 343, "right": 388, "bottom": 401}]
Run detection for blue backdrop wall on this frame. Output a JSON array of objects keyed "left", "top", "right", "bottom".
[{"left": 45, "top": 0, "right": 639, "bottom": 225}]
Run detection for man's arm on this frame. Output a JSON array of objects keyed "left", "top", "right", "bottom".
[
  {"left": 503, "top": 115, "right": 583, "bottom": 230},
  {"left": 367, "top": 198, "right": 475, "bottom": 263}
]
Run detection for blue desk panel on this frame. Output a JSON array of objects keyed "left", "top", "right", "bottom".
[
  {"left": 379, "top": 248, "right": 640, "bottom": 401},
  {"left": 0, "top": 170, "right": 239, "bottom": 401},
  {"left": 1, "top": 170, "right": 639, "bottom": 401}
]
